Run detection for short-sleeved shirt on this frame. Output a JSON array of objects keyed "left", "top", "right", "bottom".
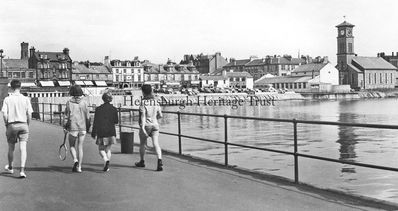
[
  {"left": 139, "top": 98, "right": 162, "bottom": 128},
  {"left": 65, "top": 97, "right": 90, "bottom": 132},
  {"left": 1, "top": 92, "right": 33, "bottom": 124}
]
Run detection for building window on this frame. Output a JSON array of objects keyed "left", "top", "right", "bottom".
[
  {"left": 116, "top": 69, "right": 119, "bottom": 73},
  {"left": 386, "top": 73, "right": 388, "bottom": 84},
  {"left": 294, "top": 83, "right": 297, "bottom": 89},
  {"left": 375, "top": 73, "right": 377, "bottom": 84},
  {"left": 369, "top": 73, "right": 371, "bottom": 84},
  {"left": 380, "top": 73, "right": 382, "bottom": 83},
  {"left": 206, "top": 80, "right": 208, "bottom": 84},
  {"left": 123, "top": 69, "right": 126, "bottom": 74},
  {"left": 391, "top": 73, "right": 393, "bottom": 84},
  {"left": 303, "top": 83, "right": 307, "bottom": 88},
  {"left": 298, "top": 83, "right": 302, "bottom": 89}
]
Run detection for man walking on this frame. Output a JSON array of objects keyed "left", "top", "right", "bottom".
[{"left": 1, "top": 80, "right": 33, "bottom": 178}]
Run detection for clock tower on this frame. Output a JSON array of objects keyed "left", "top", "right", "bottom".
[{"left": 336, "top": 21, "right": 355, "bottom": 84}]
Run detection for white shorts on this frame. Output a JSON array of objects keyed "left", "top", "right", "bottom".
[{"left": 69, "top": 131, "right": 87, "bottom": 137}]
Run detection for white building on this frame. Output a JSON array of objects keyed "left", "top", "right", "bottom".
[
  {"left": 199, "top": 70, "right": 254, "bottom": 89},
  {"left": 110, "top": 57, "right": 144, "bottom": 88},
  {"left": 255, "top": 62, "right": 348, "bottom": 92}
]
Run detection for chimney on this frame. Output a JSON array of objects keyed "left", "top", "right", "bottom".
[
  {"left": 392, "top": 52, "right": 395, "bottom": 57},
  {"left": 323, "top": 56, "right": 329, "bottom": 63},
  {"left": 29, "top": 47, "right": 35, "bottom": 58},
  {"left": 63, "top": 48, "right": 69, "bottom": 56},
  {"left": 104, "top": 56, "right": 110, "bottom": 66},
  {"left": 20, "top": 42, "right": 29, "bottom": 60},
  {"left": 85, "top": 60, "right": 90, "bottom": 68}
]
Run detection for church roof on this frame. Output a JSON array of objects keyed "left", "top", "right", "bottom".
[
  {"left": 352, "top": 57, "right": 397, "bottom": 70},
  {"left": 292, "top": 63, "right": 327, "bottom": 73},
  {"left": 336, "top": 21, "right": 355, "bottom": 28}
]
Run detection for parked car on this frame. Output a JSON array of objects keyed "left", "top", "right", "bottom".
[{"left": 204, "top": 88, "right": 212, "bottom": 93}]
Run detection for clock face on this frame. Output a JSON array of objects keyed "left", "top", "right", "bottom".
[
  {"left": 340, "top": 30, "right": 345, "bottom": 36},
  {"left": 347, "top": 29, "right": 352, "bottom": 36}
]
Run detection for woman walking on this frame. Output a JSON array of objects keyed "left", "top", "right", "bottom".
[
  {"left": 91, "top": 92, "right": 118, "bottom": 172},
  {"left": 64, "top": 85, "right": 90, "bottom": 173},
  {"left": 135, "top": 84, "right": 163, "bottom": 171}
]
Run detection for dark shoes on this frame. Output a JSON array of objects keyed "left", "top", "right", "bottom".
[
  {"left": 103, "top": 161, "right": 110, "bottom": 172},
  {"left": 157, "top": 159, "right": 163, "bottom": 171},
  {"left": 72, "top": 162, "right": 78, "bottom": 172},
  {"left": 135, "top": 159, "right": 163, "bottom": 171},
  {"left": 135, "top": 160, "right": 145, "bottom": 167}
]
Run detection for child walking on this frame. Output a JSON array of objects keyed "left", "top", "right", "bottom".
[
  {"left": 64, "top": 85, "right": 90, "bottom": 173},
  {"left": 135, "top": 84, "right": 164, "bottom": 171},
  {"left": 91, "top": 92, "right": 118, "bottom": 172}
]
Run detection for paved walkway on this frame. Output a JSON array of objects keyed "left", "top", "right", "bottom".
[{"left": 0, "top": 121, "right": 396, "bottom": 211}]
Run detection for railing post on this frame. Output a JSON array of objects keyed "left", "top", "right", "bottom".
[
  {"left": 41, "top": 103, "right": 44, "bottom": 122},
  {"left": 118, "top": 104, "right": 122, "bottom": 136},
  {"left": 59, "top": 104, "right": 62, "bottom": 125},
  {"left": 293, "top": 119, "right": 299, "bottom": 184},
  {"left": 224, "top": 114, "right": 228, "bottom": 166},
  {"left": 177, "top": 111, "right": 182, "bottom": 155},
  {"left": 49, "top": 103, "right": 53, "bottom": 123}
]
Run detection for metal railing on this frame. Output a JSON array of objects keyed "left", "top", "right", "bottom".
[{"left": 32, "top": 102, "right": 398, "bottom": 184}]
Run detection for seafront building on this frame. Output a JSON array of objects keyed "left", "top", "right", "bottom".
[
  {"left": 180, "top": 52, "right": 228, "bottom": 74},
  {"left": 377, "top": 52, "right": 398, "bottom": 88},
  {"left": 109, "top": 57, "right": 145, "bottom": 88},
  {"left": 2, "top": 42, "right": 36, "bottom": 87},
  {"left": 222, "top": 55, "right": 330, "bottom": 81},
  {"left": 72, "top": 61, "right": 112, "bottom": 85},
  {"left": 255, "top": 62, "right": 343, "bottom": 92},
  {"left": 336, "top": 21, "right": 397, "bottom": 89},
  {"left": 142, "top": 59, "right": 200, "bottom": 89},
  {"left": 28, "top": 45, "right": 72, "bottom": 86},
  {"left": 199, "top": 70, "right": 254, "bottom": 89}
]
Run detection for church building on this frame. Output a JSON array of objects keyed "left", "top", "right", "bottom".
[{"left": 336, "top": 21, "right": 397, "bottom": 90}]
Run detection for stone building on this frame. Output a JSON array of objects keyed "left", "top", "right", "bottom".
[
  {"left": 143, "top": 59, "right": 200, "bottom": 89},
  {"left": 180, "top": 52, "right": 228, "bottom": 74},
  {"left": 28, "top": 45, "right": 72, "bottom": 86},
  {"left": 110, "top": 57, "right": 144, "bottom": 88},
  {"left": 222, "top": 55, "right": 320, "bottom": 80},
  {"left": 72, "top": 61, "right": 112, "bottom": 87},
  {"left": 1, "top": 42, "right": 36, "bottom": 87},
  {"left": 336, "top": 21, "right": 397, "bottom": 89}
]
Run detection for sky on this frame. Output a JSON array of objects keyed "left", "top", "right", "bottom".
[{"left": 1, "top": 0, "right": 398, "bottom": 65}]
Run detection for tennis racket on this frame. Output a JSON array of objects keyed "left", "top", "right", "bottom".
[{"left": 59, "top": 130, "right": 68, "bottom": 161}]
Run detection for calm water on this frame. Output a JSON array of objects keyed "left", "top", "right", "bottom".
[{"left": 123, "top": 98, "right": 398, "bottom": 203}]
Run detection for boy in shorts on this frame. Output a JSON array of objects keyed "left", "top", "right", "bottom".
[
  {"left": 135, "top": 84, "right": 163, "bottom": 171},
  {"left": 1, "top": 80, "right": 33, "bottom": 178}
]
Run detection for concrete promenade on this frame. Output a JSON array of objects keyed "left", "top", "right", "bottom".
[{"left": 0, "top": 121, "right": 396, "bottom": 211}]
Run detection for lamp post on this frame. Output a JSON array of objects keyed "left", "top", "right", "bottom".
[{"left": 0, "top": 49, "right": 4, "bottom": 78}]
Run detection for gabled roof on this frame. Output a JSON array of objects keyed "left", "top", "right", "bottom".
[
  {"left": 200, "top": 75, "right": 225, "bottom": 80},
  {"left": 34, "top": 52, "right": 71, "bottom": 62},
  {"left": 3, "top": 59, "right": 28, "bottom": 69},
  {"left": 292, "top": 63, "right": 327, "bottom": 73},
  {"left": 224, "top": 59, "right": 251, "bottom": 67},
  {"left": 245, "top": 59, "right": 263, "bottom": 66},
  {"left": 72, "top": 64, "right": 111, "bottom": 74},
  {"left": 352, "top": 57, "right": 397, "bottom": 70},
  {"left": 336, "top": 21, "right": 355, "bottom": 28},
  {"left": 226, "top": 72, "right": 253, "bottom": 78}
]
